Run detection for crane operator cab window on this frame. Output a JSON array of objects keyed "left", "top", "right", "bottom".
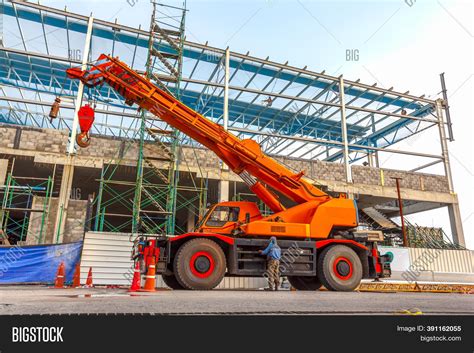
[{"left": 205, "top": 206, "right": 240, "bottom": 227}]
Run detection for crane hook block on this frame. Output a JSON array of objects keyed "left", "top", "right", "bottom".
[{"left": 76, "top": 104, "right": 95, "bottom": 148}]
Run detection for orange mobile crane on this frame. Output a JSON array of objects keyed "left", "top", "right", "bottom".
[{"left": 67, "top": 54, "right": 391, "bottom": 291}]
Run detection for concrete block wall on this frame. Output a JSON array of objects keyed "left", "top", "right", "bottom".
[
  {"left": 310, "top": 160, "right": 346, "bottom": 181},
  {"left": 420, "top": 174, "right": 450, "bottom": 193},
  {"left": 352, "top": 165, "right": 380, "bottom": 185},
  {"left": 143, "top": 143, "right": 170, "bottom": 161},
  {"left": 180, "top": 146, "right": 221, "bottom": 175},
  {"left": 274, "top": 156, "right": 312, "bottom": 175},
  {"left": 77, "top": 135, "right": 123, "bottom": 159},
  {"left": 63, "top": 199, "right": 88, "bottom": 243},
  {"left": 352, "top": 165, "right": 449, "bottom": 193},
  {"left": 383, "top": 169, "right": 421, "bottom": 188},
  {"left": 19, "top": 128, "right": 68, "bottom": 153},
  {"left": 26, "top": 197, "right": 59, "bottom": 245},
  {"left": 0, "top": 126, "right": 16, "bottom": 149},
  {"left": 382, "top": 169, "right": 449, "bottom": 193},
  {"left": 273, "top": 157, "right": 346, "bottom": 182}
]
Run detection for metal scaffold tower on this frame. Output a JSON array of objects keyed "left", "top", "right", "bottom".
[
  {"left": 92, "top": 0, "right": 206, "bottom": 236},
  {"left": 0, "top": 158, "right": 55, "bottom": 244},
  {"left": 132, "top": 0, "right": 186, "bottom": 235}
]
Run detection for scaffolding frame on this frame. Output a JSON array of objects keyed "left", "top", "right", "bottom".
[
  {"left": 87, "top": 1, "right": 207, "bottom": 236},
  {"left": 0, "top": 158, "right": 55, "bottom": 244}
]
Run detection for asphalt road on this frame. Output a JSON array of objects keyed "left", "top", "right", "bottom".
[{"left": 0, "top": 286, "right": 472, "bottom": 315}]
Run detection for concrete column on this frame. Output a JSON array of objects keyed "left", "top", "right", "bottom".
[
  {"left": 219, "top": 178, "right": 229, "bottom": 203},
  {"left": 339, "top": 76, "right": 352, "bottom": 183},
  {"left": 186, "top": 210, "right": 196, "bottom": 232},
  {"left": 52, "top": 160, "right": 75, "bottom": 243},
  {"left": 435, "top": 99, "right": 454, "bottom": 192},
  {"left": 435, "top": 99, "right": 464, "bottom": 246},
  {"left": 448, "top": 202, "right": 466, "bottom": 247},
  {"left": 0, "top": 159, "right": 8, "bottom": 185}
]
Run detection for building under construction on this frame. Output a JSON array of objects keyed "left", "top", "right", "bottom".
[{"left": 0, "top": 0, "right": 467, "bottom": 259}]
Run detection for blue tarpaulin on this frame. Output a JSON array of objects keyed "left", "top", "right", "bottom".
[{"left": 0, "top": 242, "right": 83, "bottom": 284}]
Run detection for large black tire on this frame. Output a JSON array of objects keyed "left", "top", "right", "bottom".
[
  {"left": 287, "top": 276, "right": 322, "bottom": 291},
  {"left": 317, "top": 245, "right": 362, "bottom": 292},
  {"left": 161, "top": 273, "right": 185, "bottom": 290},
  {"left": 174, "top": 238, "right": 226, "bottom": 290}
]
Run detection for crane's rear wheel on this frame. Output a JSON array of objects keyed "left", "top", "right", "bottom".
[
  {"left": 174, "top": 238, "right": 226, "bottom": 290},
  {"left": 287, "top": 276, "right": 322, "bottom": 290},
  {"left": 161, "top": 273, "right": 185, "bottom": 290},
  {"left": 317, "top": 245, "right": 362, "bottom": 291}
]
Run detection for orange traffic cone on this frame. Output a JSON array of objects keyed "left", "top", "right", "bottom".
[
  {"left": 54, "top": 262, "right": 65, "bottom": 288},
  {"left": 72, "top": 263, "right": 81, "bottom": 288},
  {"left": 139, "top": 257, "right": 156, "bottom": 292},
  {"left": 129, "top": 261, "right": 141, "bottom": 292},
  {"left": 85, "top": 267, "right": 94, "bottom": 288}
]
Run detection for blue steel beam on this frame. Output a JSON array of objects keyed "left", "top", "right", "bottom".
[
  {"left": 324, "top": 103, "right": 435, "bottom": 162},
  {"left": 3, "top": 1, "right": 429, "bottom": 110}
]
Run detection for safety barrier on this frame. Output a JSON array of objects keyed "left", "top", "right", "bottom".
[
  {"left": 380, "top": 246, "right": 474, "bottom": 274},
  {"left": 0, "top": 241, "right": 82, "bottom": 284}
]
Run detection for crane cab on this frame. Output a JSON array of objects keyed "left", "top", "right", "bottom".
[{"left": 196, "top": 201, "right": 262, "bottom": 235}]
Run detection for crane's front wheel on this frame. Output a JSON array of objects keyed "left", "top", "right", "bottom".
[
  {"left": 287, "top": 276, "right": 322, "bottom": 290},
  {"left": 317, "top": 245, "right": 362, "bottom": 291},
  {"left": 174, "top": 238, "right": 226, "bottom": 290},
  {"left": 161, "top": 273, "right": 185, "bottom": 290}
]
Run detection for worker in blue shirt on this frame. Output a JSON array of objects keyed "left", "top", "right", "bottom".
[{"left": 259, "top": 237, "right": 282, "bottom": 291}]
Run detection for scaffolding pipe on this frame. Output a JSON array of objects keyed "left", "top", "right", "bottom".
[{"left": 392, "top": 177, "right": 407, "bottom": 247}]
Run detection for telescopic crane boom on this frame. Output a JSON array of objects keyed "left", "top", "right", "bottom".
[
  {"left": 67, "top": 54, "right": 358, "bottom": 239},
  {"left": 67, "top": 54, "right": 329, "bottom": 212}
]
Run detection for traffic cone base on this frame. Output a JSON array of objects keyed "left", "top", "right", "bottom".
[
  {"left": 85, "top": 267, "right": 94, "bottom": 288},
  {"left": 72, "top": 263, "right": 81, "bottom": 288},
  {"left": 139, "top": 258, "right": 156, "bottom": 292},
  {"left": 128, "top": 261, "right": 141, "bottom": 292}
]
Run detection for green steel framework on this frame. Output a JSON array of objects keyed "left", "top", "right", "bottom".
[{"left": 0, "top": 158, "right": 54, "bottom": 244}]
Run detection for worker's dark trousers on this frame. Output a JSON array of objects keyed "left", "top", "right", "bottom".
[{"left": 266, "top": 259, "right": 280, "bottom": 290}]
